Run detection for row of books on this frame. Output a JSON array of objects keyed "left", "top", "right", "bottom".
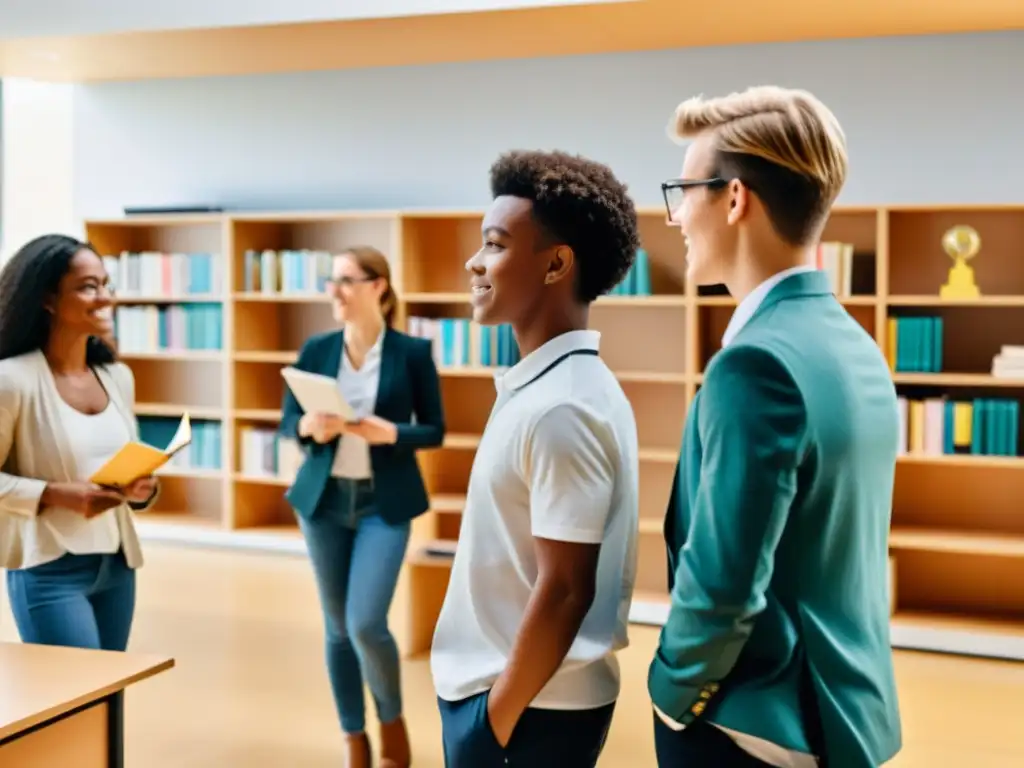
[
  {"left": 242, "top": 249, "right": 334, "bottom": 295},
  {"left": 815, "top": 241, "right": 859, "bottom": 298},
  {"left": 407, "top": 316, "right": 521, "bottom": 369},
  {"left": 139, "top": 417, "right": 223, "bottom": 471},
  {"left": 608, "top": 249, "right": 653, "bottom": 296},
  {"left": 237, "top": 426, "right": 302, "bottom": 480},
  {"left": 114, "top": 305, "right": 223, "bottom": 353},
  {"left": 899, "top": 396, "right": 1019, "bottom": 456},
  {"left": 102, "top": 251, "right": 222, "bottom": 298},
  {"left": 886, "top": 316, "right": 942, "bottom": 373},
  {"left": 991, "top": 345, "right": 1024, "bottom": 380}
]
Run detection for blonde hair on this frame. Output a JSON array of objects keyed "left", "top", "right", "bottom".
[
  {"left": 670, "top": 85, "right": 848, "bottom": 244},
  {"left": 341, "top": 246, "right": 398, "bottom": 327}
]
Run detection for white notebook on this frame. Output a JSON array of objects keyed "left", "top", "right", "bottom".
[{"left": 280, "top": 367, "right": 356, "bottom": 421}]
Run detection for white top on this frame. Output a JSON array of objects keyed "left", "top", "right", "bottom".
[
  {"left": 431, "top": 329, "right": 640, "bottom": 710},
  {"left": 655, "top": 265, "right": 819, "bottom": 768},
  {"left": 50, "top": 397, "right": 131, "bottom": 556},
  {"left": 330, "top": 330, "right": 384, "bottom": 480}
]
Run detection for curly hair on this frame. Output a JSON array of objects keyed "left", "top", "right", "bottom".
[
  {"left": 489, "top": 149, "right": 640, "bottom": 303},
  {"left": 0, "top": 234, "right": 117, "bottom": 365}
]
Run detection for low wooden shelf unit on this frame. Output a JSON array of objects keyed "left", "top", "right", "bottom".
[{"left": 84, "top": 203, "right": 1024, "bottom": 662}]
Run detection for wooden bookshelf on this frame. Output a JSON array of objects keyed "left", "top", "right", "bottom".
[{"left": 84, "top": 204, "right": 1024, "bottom": 662}]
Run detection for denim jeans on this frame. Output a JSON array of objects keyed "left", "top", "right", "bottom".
[
  {"left": 5, "top": 549, "right": 136, "bottom": 650},
  {"left": 298, "top": 477, "right": 411, "bottom": 734},
  {"left": 6, "top": 548, "right": 136, "bottom": 762}
]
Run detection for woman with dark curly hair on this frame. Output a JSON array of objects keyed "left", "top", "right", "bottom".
[
  {"left": 431, "top": 149, "right": 642, "bottom": 768},
  {"left": 0, "top": 234, "right": 159, "bottom": 658}
]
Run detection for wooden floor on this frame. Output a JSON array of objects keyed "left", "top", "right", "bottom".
[{"left": 2, "top": 542, "right": 1023, "bottom": 766}]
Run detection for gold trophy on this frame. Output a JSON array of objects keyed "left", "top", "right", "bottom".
[{"left": 939, "top": 225, "right": 982, "bottom": 299}]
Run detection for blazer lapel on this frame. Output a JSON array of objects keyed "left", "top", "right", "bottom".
[
  {"left": 324, "top": 330, "right": 344, "bottom": 378},
  {"left": 376, "top": 328, "right": 398, "bottom": 413}
]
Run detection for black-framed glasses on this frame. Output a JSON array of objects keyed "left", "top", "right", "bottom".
[{"left": 661, "top": 177, "right": 728, "bottom": 223}]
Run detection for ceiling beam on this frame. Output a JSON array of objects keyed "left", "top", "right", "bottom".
[{"left": 1, "top": 0, "right": 1022, "bottom": 82}]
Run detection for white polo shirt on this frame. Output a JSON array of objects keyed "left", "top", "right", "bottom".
[{"left": 430, "top": 329, "right": 640, "bottom": 710}]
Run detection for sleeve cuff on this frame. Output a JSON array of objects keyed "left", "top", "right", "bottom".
[
  {"left": 648, "top": 657, "right": 721, "bottom": 727},
  {"left": 1, "top": 477, "right": 47, "bottom": 518},
  {"left": 530, "top": 522, "right": 605, "bottom": 545}
]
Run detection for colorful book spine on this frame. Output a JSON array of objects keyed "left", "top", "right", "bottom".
[
  {"left": 406, "top": 317, "right": 520, "bottom": 368},
  {"left": 609, "top": 248, "right": 652, "bottom": 296},
  {"left": 886, "top": 316, "right": 943, "bottom": 373},
  {"left": 237, "top": 426, "right": 305, "bottom": 480},
  {"left": 138, "top": 417, "right": 223, "bottom": 470},
  {"left": 102, "top": 251, "right": 222, "bottom": 297},
  {"left": 114, "top": 304, "right": 223, "bottom": 352},
  {"left": 242, "top": 249, "right": 335, "bottom": 294},
  {"left": 898, "top": 395, "right": 1019, "bottom": 457}
]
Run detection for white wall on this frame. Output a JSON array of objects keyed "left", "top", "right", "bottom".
[
  {"left": 72, "top": 31, "right": 1023, "bottom": 217},
  {"left": 0, "top": 77, "right": 80, "bottom": 264}
]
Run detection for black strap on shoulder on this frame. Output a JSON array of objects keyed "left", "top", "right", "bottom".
[{"left": 512, "top": 348, "right": 599, "bottom": 392}]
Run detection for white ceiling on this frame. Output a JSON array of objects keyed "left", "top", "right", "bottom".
[{"left": 0, "top": 0, "right": 635, "bottom": 39}]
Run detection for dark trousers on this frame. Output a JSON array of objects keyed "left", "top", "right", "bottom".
[
  {"left": 438, "top": 690, "right": 615, "bottom": 768},
  {"left": 654, "top": 716, "right": 777, "bottom": 767}
]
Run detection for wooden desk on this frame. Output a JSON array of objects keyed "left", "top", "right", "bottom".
[{"left": 0, "top": 642, "right": 174, "bottom": 768}]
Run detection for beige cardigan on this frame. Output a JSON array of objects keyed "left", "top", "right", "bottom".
[{"left": 0, "top": 349, "right": 152, "bottom": 571}]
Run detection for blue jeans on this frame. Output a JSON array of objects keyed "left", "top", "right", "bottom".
[
  {"left": 298, "top": 477, "right": 411, "bottom": 734},
  {"left": 6, "top": 549, "right": 136, "bottom": 765},
  {"left": 6, "top": 549, "right": 136, "bottom": 650}
]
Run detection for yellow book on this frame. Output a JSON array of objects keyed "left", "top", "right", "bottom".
[
  {"left": 953, "top": 402, "right": 973, "bottom": 448},
  {"left": 90, "top": 413, "right": 192, "bottom": 486}
]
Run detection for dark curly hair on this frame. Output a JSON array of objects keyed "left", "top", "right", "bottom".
[
  {"left": 0, "top": 234, "right": 117, "bottom": 365},
  {"left": 489, "top": 149, "right": 641, "bottom": 303}
]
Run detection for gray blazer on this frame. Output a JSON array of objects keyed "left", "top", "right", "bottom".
[{"left": 0, "top": 349, "right": 154, "bottom": 570}]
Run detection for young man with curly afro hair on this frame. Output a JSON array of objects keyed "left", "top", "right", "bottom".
[{"left": 430, "top": 149, "right": 642, "bottom": 767}]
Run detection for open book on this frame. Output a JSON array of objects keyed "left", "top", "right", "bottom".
[
  {"left": 90, "top": 413, "right": 192, "bottom": 487},
  {"left": 281, "top": 366, "right": 356, "bottom": 420}
]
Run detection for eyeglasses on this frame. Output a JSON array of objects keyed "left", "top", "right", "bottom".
[
  {"left": 326, "top": 275, "right": 377, "bottom": 289},
  {"left": 661, "top": 177, "right": 728, "bottom": 223}
]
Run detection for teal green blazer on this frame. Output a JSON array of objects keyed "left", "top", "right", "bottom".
[
  {"left": 280, "top": 328, "right": 445, "bottom": 525},
  {"left": 648, "top": 270, "right": 902, "bottom": 767}
]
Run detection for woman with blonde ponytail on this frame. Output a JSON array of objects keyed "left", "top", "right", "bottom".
[{"left": 280, "top": 245, "right": 445, "bottom": 768}]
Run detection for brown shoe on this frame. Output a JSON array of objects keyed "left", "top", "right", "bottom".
[
  {"left": 344, "top": 732, "right": 372, "bottom": 768},
  {"left": 379, "top": 716, "right": 411, "bottom": 768}
]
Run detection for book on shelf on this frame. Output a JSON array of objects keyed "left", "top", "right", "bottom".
[
  {"left": 114, "top": 304, "right": 223, "bottom": 353},
  {"left": 139, "top": 415, "right": 223, "bottom": 472},
  {"left": 609, "top": 248, "right": 652, "bottom": 296},
  {"left": 91, "top": 413, "right": 192, "bottom": 486},
  {"left": 886, "top": 316, "right": 942, "bottom": 373},
  {"left": 814, "top": 241, "right": 857, "bottom": 298},
  {"left": 991, "top": 345, "right": 1024, "bottom": 379},
  {"left": 242, "top": 249, "right": 333, "bottom": 295},
  {"left": 407, "top": 317, "right": 520, "bottom": 369},
  {"left": 898, "top": 395, "right": 1019, "bottom": 457},
  {"left": 238, "top": 426, "right": 303, "bottom": 481},
  {"left": 102, "top": 251, "right": 222, "bottom": 297}
]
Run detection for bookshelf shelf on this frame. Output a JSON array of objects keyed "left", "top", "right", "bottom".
[{"left": 85, "top": 203, "right": 1024, "bottom": 660}]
